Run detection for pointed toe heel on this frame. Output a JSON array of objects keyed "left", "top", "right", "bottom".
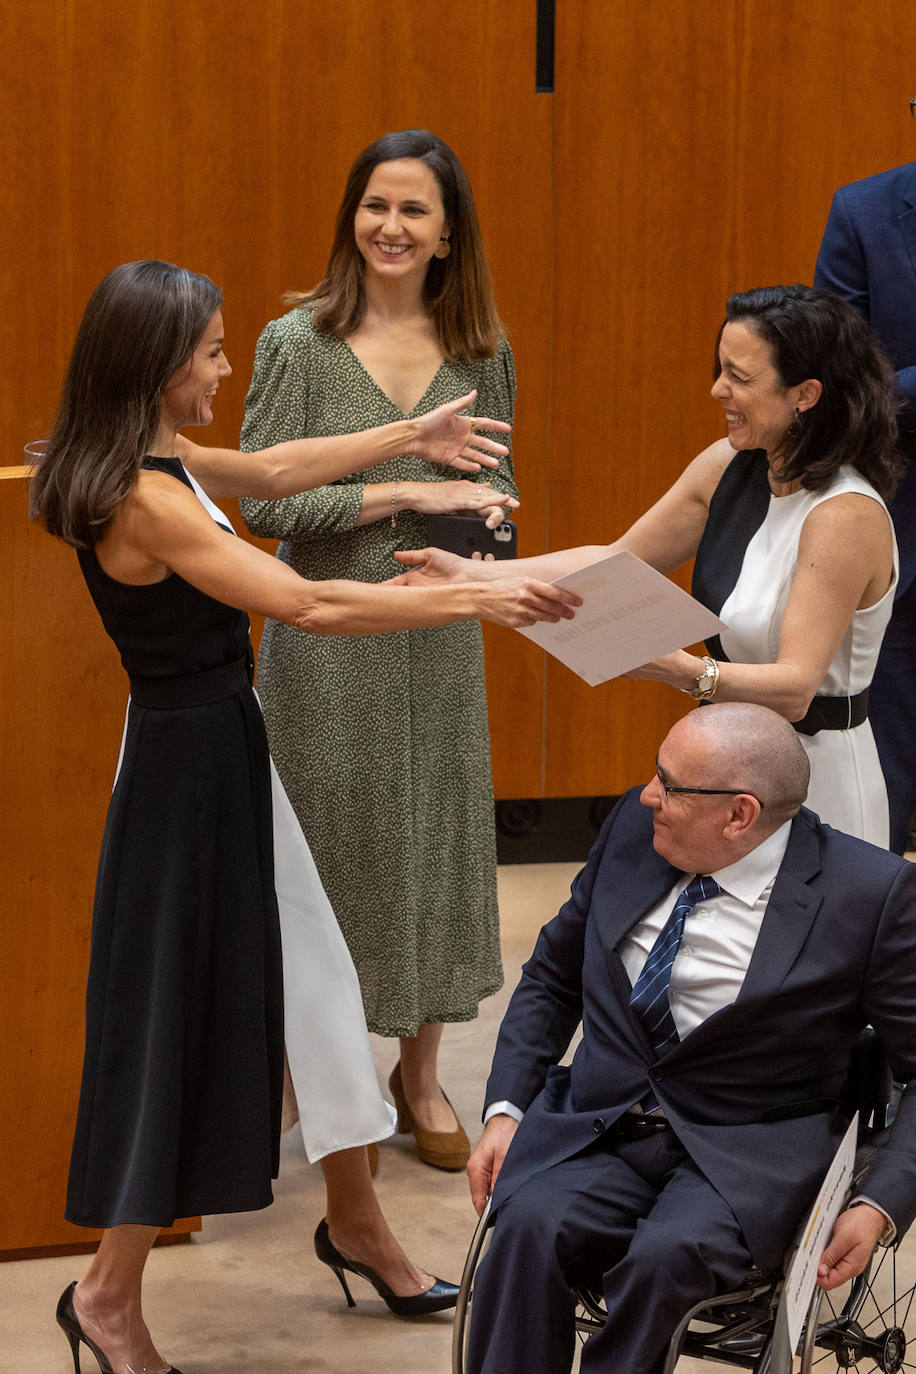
[
  {"left": 382, "top": 1276, "right": 460, "bottom": 1317},
  {"left": 313, "top": 1219, "right": 458, "bottom": 1317}
]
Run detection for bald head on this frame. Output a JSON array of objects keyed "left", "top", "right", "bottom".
[{"left": 668, "top": 704, "right": 810, "bottom": 829}]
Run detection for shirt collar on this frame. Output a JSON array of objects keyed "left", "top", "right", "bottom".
[{"left": 706, "top": 820, "right": 793, "bottom": 908}]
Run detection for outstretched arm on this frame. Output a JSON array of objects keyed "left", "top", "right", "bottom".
[
  {"left": 176, "top": 390, "right": 508, "bottom": 499},
  {"left": 394, "top": 438, "right": 734, "bottom": 585},
  {"left": 108, "top": 471, "right": 580, "bottom": 634}
]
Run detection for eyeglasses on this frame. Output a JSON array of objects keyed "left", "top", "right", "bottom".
[{"left": 655, "top": 760, "right": 765, "bottom": 810}]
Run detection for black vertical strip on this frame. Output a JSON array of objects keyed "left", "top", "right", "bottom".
[{"left": 536, "top": 0, "right": 555, "bottom": 92}]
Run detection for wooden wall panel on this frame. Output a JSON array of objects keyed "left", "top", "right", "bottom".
[
  {"left": 544, "top": 0, "right": 916, "bottom": 798},
  {"left": 0, "top": 0, "right": 552, "bottom": 800}
]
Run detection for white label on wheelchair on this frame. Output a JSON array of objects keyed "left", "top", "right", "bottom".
[{"left": 782, "top": 1112, "right": 858, "bottom": 1351}]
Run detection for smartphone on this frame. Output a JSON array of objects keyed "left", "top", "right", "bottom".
[{"left": 423, "top": 514, "right": 518, "bottom": 560}]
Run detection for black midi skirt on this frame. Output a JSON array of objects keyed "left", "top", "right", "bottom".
[{"left": 66, "top": 684, "right": 284, "bottom": 1228}]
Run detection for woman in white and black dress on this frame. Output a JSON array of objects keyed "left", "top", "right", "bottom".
[
  {"left": 29, "top": 259, "right": 576, "bottom": 1374},
  {"left": 397, "top": 285, "right": 902, "bottom": 845}
]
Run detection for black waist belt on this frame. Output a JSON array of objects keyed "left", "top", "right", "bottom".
[
  {"left": 129, "top": 649, "right": 254, "bottom": 709},
  {"left": 615, "top": 1114, "right": 671, "bottom": 1140},
  {"left": 792, "top": 688, "right": 869, "bottom": 737},
  {"left": 712, "top": 650, "right": 869, "bottom": 736}
]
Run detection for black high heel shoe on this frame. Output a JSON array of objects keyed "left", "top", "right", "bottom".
[
  {"left": 313, "top": 1219, "right": 459, "bottom": 1317},
  {"left": 56, "top": 1282, "right": 183, "bottom": 1374}
]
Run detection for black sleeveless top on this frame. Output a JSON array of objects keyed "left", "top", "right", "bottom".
[{"left": 76, "top": 456, "right": 252, "bottom": 704}]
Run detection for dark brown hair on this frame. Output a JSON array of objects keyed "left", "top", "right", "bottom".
[
  {"left": 714, "top": 284, "right": 903, "bottom": 502},
  {"left": 29, "top": 260, "right": 222, "bottom": 547},
  {"left": 286, "top": 129, "right": 505, "bottom": 362}
]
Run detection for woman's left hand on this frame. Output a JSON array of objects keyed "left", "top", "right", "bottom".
[
  {"left": 411, "top": 390, "right": 511, "bottom": 472},
  {"left": 401, "top": 479, "right": 516, "bottom": 528}
]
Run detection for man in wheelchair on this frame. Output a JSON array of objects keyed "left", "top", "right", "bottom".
[{"left": 465, "top": 704, "right": 916, "bottom": 1374}]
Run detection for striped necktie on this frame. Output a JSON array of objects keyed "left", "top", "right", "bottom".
[{"left": 629, "top": 874, "right": 723, "bottom": 1053}]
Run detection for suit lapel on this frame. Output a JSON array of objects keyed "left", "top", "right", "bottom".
[
  {"left": 660, "top": 812, "right": 823, "bottom": 1063},
  {"left": 592, "top": 838, "right": 680, "bottom": 954},
  {"left": 590, "top": 836, "right": 680, "bottom": 1058},
  {"left": 736, "top": 810, "right": 823, "bottom": 1004}
]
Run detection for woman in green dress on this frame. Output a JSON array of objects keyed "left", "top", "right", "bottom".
[{"left": 241, "top": 130, "right": 516, "bottom": 1171}]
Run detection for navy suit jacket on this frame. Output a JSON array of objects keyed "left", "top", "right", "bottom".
[
  {"left": 815, "top": 161, "right": 916, "bottom": 587},
  {"left": 485, "top": 792, "right": 916, "bottom": 1270}
]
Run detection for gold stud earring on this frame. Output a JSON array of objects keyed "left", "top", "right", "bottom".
[{"left": 433, "top": 237, "right": 451, "bottom": 259}]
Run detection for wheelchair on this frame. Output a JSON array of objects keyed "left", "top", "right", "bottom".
[{"left": 452, "top": 1033, "right": 914, "bottom": 1374}]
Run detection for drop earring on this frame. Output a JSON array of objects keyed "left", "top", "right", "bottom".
[{"left": 433, "top": 237, "right": 451, "bottom": 259}]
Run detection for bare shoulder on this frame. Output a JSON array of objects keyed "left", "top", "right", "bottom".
[
  {"left": 118, "top": 469, "right": 208, "bottom": 541},
  {"left": 675, "top": 437, "right": 737, "bottom": 503},
  {"left": 802, "top": 489, "right": 891, "bottom": 545},
  {"left": 691, "top": 437, "right": 737, "bottom": 483}
]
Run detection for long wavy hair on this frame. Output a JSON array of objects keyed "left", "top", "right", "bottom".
[
  {"left": 286, "top": 129, "right": 505, "bottom": 362},
  {"left": 29, "top": 260, "right": 222, "bottom": 547},
  {"left": 715, "top": 284, "right": 903, "bottom": 502}
]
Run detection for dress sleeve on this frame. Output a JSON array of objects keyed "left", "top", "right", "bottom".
[
  {"left": 239, "top": 315, "right": 366, "bottom": 540},
  {"left": 471, "top": 340, "right": 519, "bottom": 506}
]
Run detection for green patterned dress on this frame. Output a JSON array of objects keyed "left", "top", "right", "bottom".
[{"left": 240, "top": 308, "right": 517, "bottom": 1037}]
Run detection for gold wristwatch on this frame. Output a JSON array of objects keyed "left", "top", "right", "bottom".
[{"left": 681, "top": 655, "right": 720, "bottom": 701}]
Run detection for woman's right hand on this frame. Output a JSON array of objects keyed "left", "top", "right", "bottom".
[
  {"left": 410, "top": 390, "right": 511, "bottom": 471},
  {"left": 474, "top": 577, "right": 580, "bottom": 628},
  {"left": 393, "top": 546, "right": 482, "bottom": 584}
]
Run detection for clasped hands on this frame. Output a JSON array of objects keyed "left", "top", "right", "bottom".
[{"left": 466, "top": 1115, "right": 889, "bottom": 1293}]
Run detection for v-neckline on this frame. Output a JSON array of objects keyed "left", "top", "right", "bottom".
[{"left": 341, "top": 337, "right": 448, "bottom": 417}]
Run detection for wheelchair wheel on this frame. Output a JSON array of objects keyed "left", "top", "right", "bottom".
[
  {"left": 452, "top": 1201, "right": 493, "bottom": 1374},
  {"left": 799, "top": 1244, "right": 915, "bottom": 1373}
]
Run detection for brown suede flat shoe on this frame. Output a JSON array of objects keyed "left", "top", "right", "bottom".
[{"left": 388, "top": 1062, "right": 470, "bottom": 1171}]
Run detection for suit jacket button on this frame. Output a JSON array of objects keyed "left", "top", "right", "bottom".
[{"left": 593, "top": 1118, "right": 605, "bottom": 1134}]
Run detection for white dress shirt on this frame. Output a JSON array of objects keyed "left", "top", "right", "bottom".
[{"left": 617, "top": 820, "right": 792, "bottom": 1036}]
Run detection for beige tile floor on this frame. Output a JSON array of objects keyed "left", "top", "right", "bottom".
[{"left": 3, "top": 860, "right": 914, "bottom": 1374}]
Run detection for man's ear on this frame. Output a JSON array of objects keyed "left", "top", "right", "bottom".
[{"left": 722, "top": 793, "right": 762, "bottom": 840}]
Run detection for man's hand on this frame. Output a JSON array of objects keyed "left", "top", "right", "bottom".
[
  {"left": 468, "top": 1114, "right": 519, "bottom": 1216},
  {"left": 817, "top": 1204, "right": 888, "bottom": 1290}
]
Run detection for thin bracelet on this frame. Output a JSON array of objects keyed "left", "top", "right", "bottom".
[{"left": 390, "top": 482, "right": 400, "bottom": 528}]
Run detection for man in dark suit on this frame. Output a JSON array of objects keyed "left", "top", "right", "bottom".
[
  {"left": 466, "top": 704, "right": 916, "bottom": 1374},
  {"left": 815, "top": 144, "right": 916, "bottom": 853}
]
